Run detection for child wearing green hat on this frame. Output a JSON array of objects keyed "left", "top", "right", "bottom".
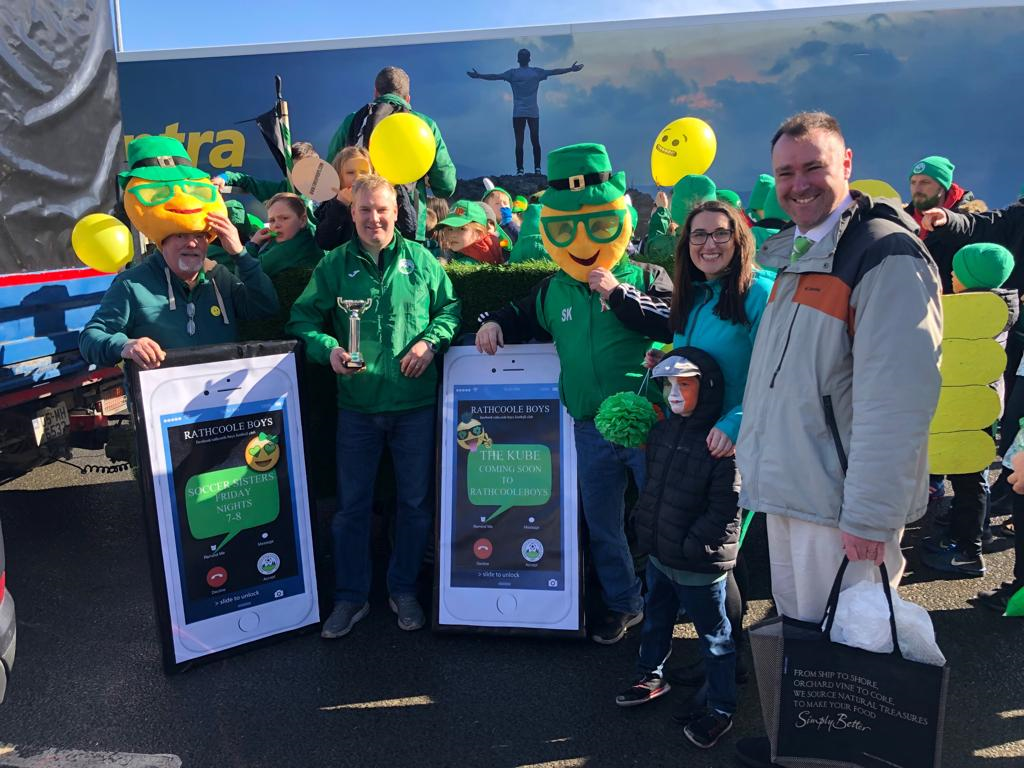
[
  {"left": 437, "top": 200, "right": 508, "bottom": 264},
  {"left": 921, "top": 242, "right": 1019, "bottom": 578}
]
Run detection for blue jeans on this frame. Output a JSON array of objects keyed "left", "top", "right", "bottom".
[
  {"left": 638, "top": 561, "right": 736, "bottom": 715},
  {"left": 573, "top": 419, "right": 644, "bottom": 614},
  {"left": 333, "top": 406, "right": 436, "bottom": 604}
]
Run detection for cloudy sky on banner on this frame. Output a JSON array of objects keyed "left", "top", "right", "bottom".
[{"left": 121, "top": 0, "right": 921, "bottom": 50}]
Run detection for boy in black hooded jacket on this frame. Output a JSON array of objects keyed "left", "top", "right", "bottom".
[{"left": 615, "top": 346, "right": 740, "bottom": 751}]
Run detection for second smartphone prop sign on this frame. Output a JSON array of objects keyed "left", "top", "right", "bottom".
[
  {"left": 437, "top": 345, "right": 583, "bottom": 635},
  {"left": 130, "top": 342, "right": 320, "bottom": 671}
]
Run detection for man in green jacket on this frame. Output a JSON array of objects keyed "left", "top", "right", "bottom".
[
  {"left": 326, "top": 66, "right": 457, "bottom": 242},
  {"left": 80, "top": 138, "right": 280, "bottom": 369},
  {"left": 476, "top": 144, "right": 673, "bottom": 645},
  {"left": 287, "top": 174, "right": 461, "bottom": 638}
]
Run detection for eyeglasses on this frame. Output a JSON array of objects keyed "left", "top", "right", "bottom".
[
  {"left": 127, "top": 180, "right": 218, "bottom": 207},
  {"left": 541, "top": 209, "right": 627, "bottom": 247},
  {"left": 457, "top": 425, "right": 484, "bottom": 440},
  {"left": 689, "top": 228, "right": 734, "bottom": 246},
  {"left": 186, "top": 302, "right": 196, "bottom": 337}
]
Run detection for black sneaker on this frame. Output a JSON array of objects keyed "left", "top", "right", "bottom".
[
  {"left": 533, "top": 167, "right": 542, "bottom": 175},
  {"left": 591, "top": 610, "right": 644, "bottom": 645},
  {"left": 921, "top": 535, "right": 957, "bottom": 554},
  {"left": 516, "top": 168, "right": 525, "bottom": 175},
  {"left": 920, "top": 546, "right": 985, "bottom": 577},
  {"left": 665, "top": 657, "right": 749, "bottom": 687},
  {"left": 683, "top": 709, "right": 734, "bottom": 749},
  {"left": 614, "top": 673, "right": 670, "bottom": 707},
  {"left": 975, "top": 580, "right": 1024, "bottom": 612}
]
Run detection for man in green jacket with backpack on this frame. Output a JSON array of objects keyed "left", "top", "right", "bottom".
[
  {"left": 287, "top": 174, "right": 461, "bottom": 638},
  {"left": 327, "top": 66, "right": 457, "bottom": 242}
]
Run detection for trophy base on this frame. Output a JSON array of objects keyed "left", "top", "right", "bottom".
[{"left": 342, "top": 359, "right": 366, "bottom": 370}]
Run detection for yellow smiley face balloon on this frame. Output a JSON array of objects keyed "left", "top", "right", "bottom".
[
  {"left": 650, "top": 117, "right": 717, "bottom": 187},
  {"left": 124, "top": 176, "right": 228, "bottom": 245},
  {"left": 540, "top": 197, "right": 634, "bottom": 283}
]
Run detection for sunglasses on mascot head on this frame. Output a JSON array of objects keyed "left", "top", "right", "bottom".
[
  {"left": 541, "top": 208, "right": 627, "bottom": 247},
  {"left": 127, "top": 180, "right": 219, "bottom": 206},
  {"left": 457, "top": 425, "right": 484, "bottom": 440}
]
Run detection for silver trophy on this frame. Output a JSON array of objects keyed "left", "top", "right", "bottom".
[{"left": 337, "top": 298, "right": 373, "bottom": 369}]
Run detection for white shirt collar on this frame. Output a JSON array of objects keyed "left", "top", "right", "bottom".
[{"left": 795, "top": 192, "right": 854, "bottom": 242}]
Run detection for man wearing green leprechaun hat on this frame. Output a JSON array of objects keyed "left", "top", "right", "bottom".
[
  {"left": 476, "top": 142, "right": 674, "bottom": 644},
  {"left": 80, "top": 136, "right": 279, "bottom": 370}
]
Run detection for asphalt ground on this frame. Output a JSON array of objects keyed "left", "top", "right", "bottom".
[{"left": 0, "top": 449, "right": 1020, "bottom": 767}]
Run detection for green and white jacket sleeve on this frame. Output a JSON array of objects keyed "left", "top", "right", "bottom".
[{"left": 419, "top": 260, "right": 461, "bottom": 350}]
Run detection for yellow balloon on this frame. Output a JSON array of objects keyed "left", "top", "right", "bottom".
[
  {"left": 368, "top": 113, "right": 437, "bottom": 186},
  {"left": 71, "top": 214, "right": 134, "bottom": 273},
  {"left": 850, "top": 179, "right": 902, "bottom": 203},
  {"left": 650, "top": 117, "right": 717, "bottom": 187}
]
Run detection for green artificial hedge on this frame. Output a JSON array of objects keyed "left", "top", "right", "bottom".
[{"left": 238, "top": 253, "right": 673, "bottom": 499}]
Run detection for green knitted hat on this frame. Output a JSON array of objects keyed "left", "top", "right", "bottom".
[
  {"left": 716, "top": 189, "right": 743, "bottom": 208},
  {"left": 118, "top": 135, "right": 210, "bottom": 189},
  {"left": 953, "top": 243, "right": 1014, "bottom": 290},
  {"left": 540, "top": 143, "right": 627, "bottom": 212},
  {"left": 748, "top": 174, "right": 775, "bottom": 210},
  {"left": 670, "top": 174, "right": 717, "bottom": 225},
  {"left": 910, "top": 156, "right": 954, "bottom": 190},
  {"left": 483, "top": 187, "right": 510, "bottom": 203}
]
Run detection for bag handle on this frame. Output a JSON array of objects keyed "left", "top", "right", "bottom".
[
  {"left": 820, "top": 556, "right": 903, "bottom": 660},
  {"left": 635, "top": 367, "right": 652, "bottom": 396}
]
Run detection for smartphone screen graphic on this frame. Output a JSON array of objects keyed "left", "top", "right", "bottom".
[
  {"left": 450, "top": 382, "right": 565, "bottom": 592},
  {"left": 161, "top": 397, "right": 304, "bottom": 624}
]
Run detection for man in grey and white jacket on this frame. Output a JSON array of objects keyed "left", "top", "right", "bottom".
[{"left": 738, "top": 111, "right": 943, "bottom": 622}]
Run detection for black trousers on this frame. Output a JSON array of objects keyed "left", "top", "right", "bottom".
[
  {"left": 949, "top": 470, "right": 989, "bottom": 555},
  {"left": 1012, "top": 494, "right": 1024, "bottom": 584},
  {"left": 513, "top": 116, "right": 540, "bottom": 171}
]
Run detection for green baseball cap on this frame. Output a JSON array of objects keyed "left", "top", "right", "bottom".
[
  {"left": 539, "top": 143, "right": 627, "bottom": 212},
  {"left": 953, "top": 242, "right": 1014, "bottom": 290},
  {"left": 118, "top": 135, "right": 210, "bottom": 189},
  {"left": 440, "top": 199, "right": 488, "bottom": 228},
  {"left": 670, "top": 174, "right": 717, "bottom": 225},
  {"left": 910, "top": 156, "right": 954, "bottom": 190},
  {"left": 748, "top": 174, "right": 775, "bottom": 211}
]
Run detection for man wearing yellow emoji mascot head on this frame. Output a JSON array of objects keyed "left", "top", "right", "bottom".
[
  {"left": 78, "top": 137, "right": 280, "bottom": 371},
  {"left": 119, "top": 136, "right": 230, "bottom": 244},
  {"left": 475, "top": 142, "right": 674, "bottom": 643}
]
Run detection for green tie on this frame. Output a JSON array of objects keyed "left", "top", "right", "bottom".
[{"left": 791, "top": 235, "right": 814, "bottom": 263}]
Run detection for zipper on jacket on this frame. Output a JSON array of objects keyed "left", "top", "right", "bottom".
[
  {"left": 649, "top": 420, "right": 687, "bottom": 559},
  {"left": 822, "top": 395, "right": 848, "bottom": 474},
  {"left": 769, "top": 305, "right": 801, "bottom": 389}
]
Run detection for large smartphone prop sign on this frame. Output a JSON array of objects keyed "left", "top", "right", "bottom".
[
  {"left": 131, "top": 342, "right": 319, "bottom": 670},
  {"left": 438, "top": 345, "right": 582, "bottom": 634}
]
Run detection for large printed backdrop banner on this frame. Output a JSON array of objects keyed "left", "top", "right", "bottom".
[
  {"left": 436, "top": 345, "right": 583, "bottom": 636},
  {"left": 129, "top": 341, "right": 319, "bottom": 672}
]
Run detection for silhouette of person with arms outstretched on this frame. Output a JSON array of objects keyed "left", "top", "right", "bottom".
[{"left": 468, "top": 48, "right": 583, "bottom": 175}]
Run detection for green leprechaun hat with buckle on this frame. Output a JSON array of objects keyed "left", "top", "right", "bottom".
[
  {"left": 540, "top": 143, "right": 628, "bottom": 212},
  {"left": 118, "top": 136, "right": 211, "bottom": 189}
]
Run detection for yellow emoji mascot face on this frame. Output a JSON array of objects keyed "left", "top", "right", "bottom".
[
  {"left": 539, "top": 143, "right": 633, "bottom": 283},
  {"left": 120, "top": 136, "right": 227, "bottom": 245}
]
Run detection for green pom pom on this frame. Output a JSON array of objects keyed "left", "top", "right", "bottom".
[{"left": 595, "top": 391, "right": 658, "bottom": 448}]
